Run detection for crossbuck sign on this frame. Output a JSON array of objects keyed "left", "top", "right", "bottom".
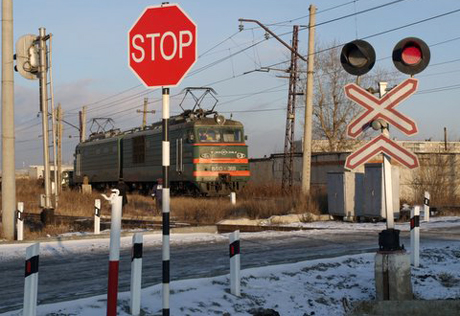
[{"left": 345, "top": 78, "right": 420, "bottom": 170}]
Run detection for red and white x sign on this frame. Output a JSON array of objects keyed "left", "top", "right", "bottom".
[
  {"left": 345, "top": 134, "right": 419, "bottom": 170},
  {"left": 346, "top": 78, "right": 419, "bottom": 139}
]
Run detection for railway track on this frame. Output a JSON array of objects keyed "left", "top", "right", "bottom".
[{"left": 21, "top": 213, "right": 190, "bottom": 231}]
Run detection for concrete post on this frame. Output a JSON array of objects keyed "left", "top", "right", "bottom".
[
  {"left": 301, "top": 4, "right": 316, "bottom": 196},
  {"left": 2, "top": 0, "right": 16, "bottom": 240},
  {"left": 375, "top": 251, "right": 413, "bottom": 301}
]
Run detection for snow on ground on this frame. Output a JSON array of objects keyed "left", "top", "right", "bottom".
[
  {"left": 1, "top": 216, "right": 459, "bottom": 315},
  {"left": 2, "top": 242, "right": 460, "bottom": 316},
  {"left": 284, "top": 215, "right": 460, "bottom": 232}
]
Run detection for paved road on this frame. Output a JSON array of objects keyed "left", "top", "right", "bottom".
[{"left": 1, "top": 227, "right": 459, "bottom": 313}]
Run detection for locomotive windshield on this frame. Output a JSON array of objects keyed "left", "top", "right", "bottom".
[{"left": 197, "top": 127, "right": 243, "bottom": 143}]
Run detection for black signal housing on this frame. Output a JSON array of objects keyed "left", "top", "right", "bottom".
[
  {"left": 392, "top": 37, "right": 430, "bottom": 75},
  {"left": 340, "top": 39, "right": 376, "bottom": 76}
]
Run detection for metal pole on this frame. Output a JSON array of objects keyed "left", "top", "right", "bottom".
[
  {"left": 2, "top": 0, "right": 16, "bottom": 240},
  {"left": 102, "top": 189, "right": 122, "bottom": 316},
  {"left": 39, "top": 27, "right": 52, "bottom": 210},
  {"left": 57, "top": 104, "right": 63, "bottom": 194},
  {"left": 142, "top": 97, "right": 147, "bottom": 129},
  {"left": 162, "top": 87, "right": 171, "bottom": 316},
  {"left": 48, "top": 34, "right": 58, "bottom": 206},
  {"left": 379, "top": 82, "right": 394, "bottom": 229},
  {"left": 301, "top": 5, "right": 316, "bottom": 195}
]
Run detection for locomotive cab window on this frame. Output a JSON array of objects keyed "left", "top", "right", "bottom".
[
  {"left": 198, "top": 128, "right": 221, "bottom": 142},
  {"left": 222, "top": 129, "right": 242, "bottom": 142},
  {"left": 197, "top": 127, "right": 244, "bottom": 143}
]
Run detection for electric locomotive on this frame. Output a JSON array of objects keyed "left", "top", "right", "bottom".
[{"left": 73, "top": 108, "right": 250, "bottom": 195}]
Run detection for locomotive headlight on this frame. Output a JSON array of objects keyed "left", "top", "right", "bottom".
[{"left": 214, "top": 114, "right": 226, "bottom": 125}]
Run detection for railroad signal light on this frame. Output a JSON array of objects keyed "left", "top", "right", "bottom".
[
  {"left": 392, "top": 37, "right": 430, "bottom": 75},
  {"left": 340, "top": 39, "right": 376, "bottom": 76}
]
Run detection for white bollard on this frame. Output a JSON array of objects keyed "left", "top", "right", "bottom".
[
  {"left": 410, "top": 206, "right": 420, "bottom": 267},
  {"left": 130, "top": 233, "right": 143, "bottom": 316},
  {"left": 423, "top": 191, "right": 430, "bottom": 222},
  {"left": 229, "top": 230, "right": 241, "bottom": 296},
  {"left": 230, "top": 192, "right": 236, "bottom": 205},
  {"left": 102, "top": 189, "right": 123, "bottom": 316},
  {"left": 23, "top": 242, "right": 40, "bottom": 316},
  {"left": 94, "top": 199, "right": 101, "bottom": 234},
  {"left": 17, "top": 202, "right": 24, "bottom": 241}
]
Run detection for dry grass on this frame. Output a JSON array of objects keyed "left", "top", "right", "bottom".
[{"left": 1, "top": 179, "right": 327, "bottom": 239}]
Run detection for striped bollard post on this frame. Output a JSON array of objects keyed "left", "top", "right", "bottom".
[
  {"left": 130, "top": 233, "right": 143, "bottom": 316},
  {"left": 162, "top": 87, "right": 171, "bottom": 316},
  {"left": 229, "top": 230, "right": 241, "bottom": 296},
  {"left": 23, "top": 242, "right": 40, "bottom": 316},
  {"left": 102, "top": 189, "right": 123, "bottom": 316},
  {"left": 17, "top": 202, "right": 24, "bottom": 241},
  {"left": 423, "top": 191, "right": 430, "bottom": 222},
  {"left": 410, "top": 205, "right": 420, "bottom": 267},
  {"left": 94, "top": 199, "right": 101, "bottom": 234},
  {"left": 230, "top": 192, "right": 236, "bottom": 205}
]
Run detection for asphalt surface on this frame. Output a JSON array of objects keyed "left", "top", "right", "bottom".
[{"left": 0, "top": 227, "right": 459, "bottom": 313}]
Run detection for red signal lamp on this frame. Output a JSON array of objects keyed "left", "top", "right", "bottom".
[{"left": 392, "top": 37, "right": 430, "bottom": 75}]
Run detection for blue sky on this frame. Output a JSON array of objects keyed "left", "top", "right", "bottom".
[{"left": 7, "top": 0, "right": 460, "bottom": 167}]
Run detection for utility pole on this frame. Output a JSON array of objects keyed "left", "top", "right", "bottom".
[
  {"left": 38, "top": 27, "right": 53, "bottom": 211},
  {"left": 238, "top": 18, "right": 309, "bottom": 193},
  {"left": 56, "top": 103, "right": 63, "bottom": 194},
  {"left": 281, "top": 25, "right": 300, "bottom": 192},
  {"left": 79, "top": 106, "right": 87, "bottom": 142},
  {"left": 2, "top": 0, "right": 16, "bottom": 240},
  {"left": 136, "top": 97, "right": 155, "bottom": 129},
  {"left": 301, "top": 4, "right": 316, "bottom": 196}
]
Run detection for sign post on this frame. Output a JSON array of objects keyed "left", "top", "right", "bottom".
[
  {"left": 341, "top": 37, "right": 430, "bottom": 301},
  {"left": 128, "top": 4, "right": 197, "bottom": 315}
]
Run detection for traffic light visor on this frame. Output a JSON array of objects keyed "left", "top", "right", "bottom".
[{"left": 340, "top": 40, "right": 376, "bottom": 76}]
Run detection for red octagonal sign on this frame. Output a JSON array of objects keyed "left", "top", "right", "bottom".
[{"left": 128, "top": 4, "right": 197, "bottom": 88}]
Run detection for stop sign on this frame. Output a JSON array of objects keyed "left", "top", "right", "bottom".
[{"left": 128, "top": 4, "right": 197, "bottom": 88}]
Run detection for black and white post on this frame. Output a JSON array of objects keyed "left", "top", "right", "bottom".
[
  {"left": 162, "top": 87, "right": 171, "bottom": 316},
  {"left": 17, "top": 202, "right": 24, "bottom": 241},
  {"left": 130, "top": 233, "right": 143, "bottom": 316},
  {"left": 94, "top": 199, "right": 101, "bottom": 234},
  {"left": 229, "top": 230, "right": 241, "bottom": 296},
  {"left": 23, "top": 242, "right": 40, "bottom": 316},
  {"left": 423, "top": 191, "right": 430, "bottom": 222},
  {"left": 410, "top": 205, "right": 420, "bottom": 267}
]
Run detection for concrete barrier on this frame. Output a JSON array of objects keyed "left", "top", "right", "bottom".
[{"left": 349, "top": 300, "right": 460, "bottom": 316}]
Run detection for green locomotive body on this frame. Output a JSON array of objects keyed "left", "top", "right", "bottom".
[{"left": 73, "top": 111, "right": 250, "bottom": 195}]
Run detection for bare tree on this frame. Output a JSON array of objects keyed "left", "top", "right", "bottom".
[
  {"left": 410, "top": 151, "right": 460, "bottom": 206},
  {"left": 310, "top": 41, "right": 400, "bottom": 152}
]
